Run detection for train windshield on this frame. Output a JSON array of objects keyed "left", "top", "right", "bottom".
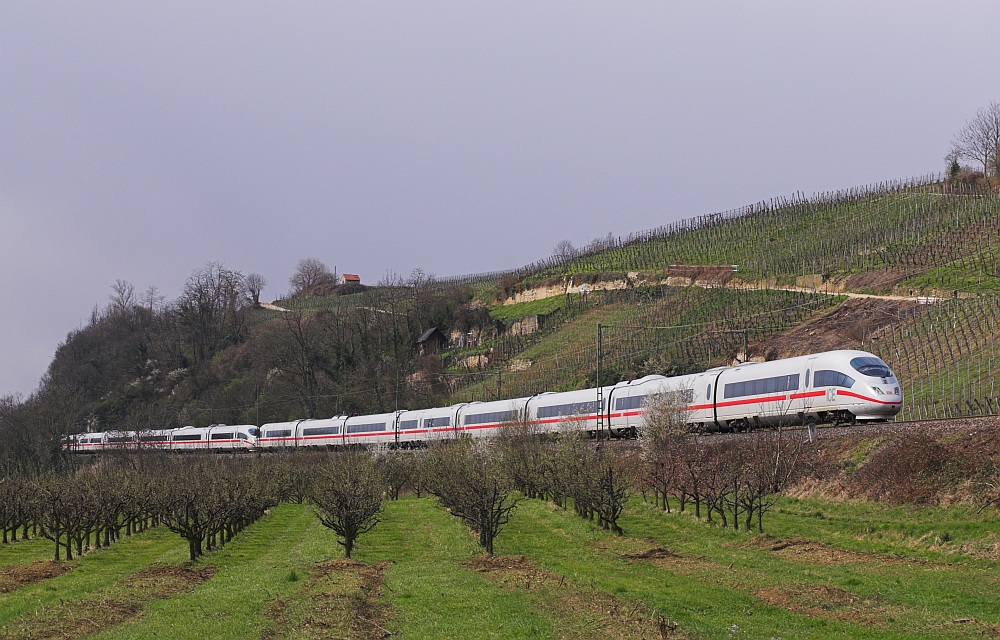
[
  {"left": 850, "top": 356, "right": 893, "bottom": 378},
  {"left": 247, "top": 427, "right": 259, "bottom": 437}
]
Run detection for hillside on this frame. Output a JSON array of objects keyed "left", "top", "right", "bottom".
[{"left": 2, "top": 177, "right": 999, "bottom": 468}]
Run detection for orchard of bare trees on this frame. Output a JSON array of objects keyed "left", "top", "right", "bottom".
[{"left": 639, "top": 396, "right": 803, "bottom": 532}]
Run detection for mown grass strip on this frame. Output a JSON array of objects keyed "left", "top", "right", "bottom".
[
  {"left": 0, "top": 526, "right": 188, "bottom": 630},
  {"left": 496, "top": 497, "right": 953, "bottom": 639},
  {"left": 620, "top": 497, "right": 1000, "bottom": 638},
  {"left": 355, "top": 496, "right": 554, "bottom": 639},
  {"left": 0, "top": 536, "right": 62, "bottom": 569},
  {"left": 90, "top": 502, "right": 335, "bottom": 640},
  {"left": 264, "top": 558, "right": 392, "bottom": 640}
]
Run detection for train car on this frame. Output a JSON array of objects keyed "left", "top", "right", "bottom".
[
  {"left": 260, "top": 419, "right": 304, "bottom": 449},
  {"left": 397, "top": 404, "right": 468, "bottom": 446},
  {"left": 104, "top": 430, "right": 138, "bottom": 450},
  {"left": 343, "top": 412, "right": 402, "bottom": 447},
  {"left": 63, "top": 432, "right": 107, "bottom": 452},
  {"left": 204, "top": 424, "right": 258, "bottom": 451},
  {"left": 604, "top": 374, "right": 700, "bottom": 435},
  {"left": 136, "top": 429, "right": 174, "bottom": 450},
  {"left": 293, "top": 416, "right": 348, "bottom": 449},
  {"left": 526, "top": 388, "right": 607, "bottom": 435},
  {"left": 170, "top": 426, "right": 211, "bottom": 451},
  {"left": 457, "top": 397, "right": 530, "bottom": 438},
  {"left": 710, "top": 350, "right": 900, "bottom": 430}
]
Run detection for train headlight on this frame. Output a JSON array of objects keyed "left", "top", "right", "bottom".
[
  {"left": 872, "top": 386, "right": 885, "bottom": 395},
  {"left": 894, "top": 387, "right": 900, "bottom": 395}
]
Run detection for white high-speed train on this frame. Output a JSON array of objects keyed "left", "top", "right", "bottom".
[
  {"left": 256, "top": 349, "right": 901, "bottom": 448},
  {"left": 65, "top": 349, "right": 902, "bottom": 453},
  {"left": 64, "top": 424, "right": 260, "bottom": 452}
]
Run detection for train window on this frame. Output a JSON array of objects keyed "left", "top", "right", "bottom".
[
  {"left": 464, "top": 410, "right": 519, "bottom": 426},
  {"left": 210, "top": 432, "right": 234, "bottom": 440},
  {"left": 238, "top": 432, "right": 249, "bottom": 440},
  {"left": 805, "top": 370, "right": 810, "bottom": 388},
  {"left": 347, "top": 422, "right": 386, "bottom": 434},
  {"left": 265, "top": 429, "right": 292, "bottom": 438},
  {"left": 399, "top": 420, "right": 418, "bottom": 431},
  {"left": 850, "top": 357, "right": 893, "bottom": 378},
  {"left": 814, "top": 370, "right": 855, "bottom": 388},
  {"left": 615, "top": 395, "right": 645, "bottom": 411},
  {"left": 706, "top": 384, "right": 712, "bottom": 400},
  {"left": 173, "top": 434, "right": 202, "bottom": 441},
  {"left": 302, "top": 426, "right": 340, "bottom": 436},
  {"left": 724, "top": 374, "right": 800, "bottom": 399},
  {"left": 538, "top": 401, "right": 599, "bottom": 419},
  {"left": 423, "top": 416, "right": 451, "bottom": 429}
]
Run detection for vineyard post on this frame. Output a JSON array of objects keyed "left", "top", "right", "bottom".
[{"left": 596, "top": 323, "right": 603, "bottom": 443}]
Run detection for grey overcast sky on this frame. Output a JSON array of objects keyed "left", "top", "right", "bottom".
[{"left": 1, "top": 1, "right": 998, "bottom": 397}]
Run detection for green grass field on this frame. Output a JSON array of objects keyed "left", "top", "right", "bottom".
[{"left": 3, "top": 494, "right": 999, "bottom": 639}]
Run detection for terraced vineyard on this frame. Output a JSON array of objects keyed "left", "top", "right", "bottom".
[
  {"left": 452, "top": 178, "right": 1000, "bottom": 294},
  {"left": 442, "top": 181, "right": 1000, "bottom": 423},
  {"left": 448, "top": 287, "right": 840, "bottom": 403},
  {"left": 866, "top": 295, "right": 1000, "bottom": 421}
]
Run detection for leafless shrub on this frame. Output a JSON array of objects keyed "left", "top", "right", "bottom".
[
  {"left": 737, "top": 430, "right": 804, "bottom": 532},
  {"left": 155, "top": 457, "right": 272, "bottom": 562},
  {"left": 850, "top": 433, "right": 963, "bottom": 504},
  {"left": 375, "top": 449, "right": 416, "bottom": 500},
  {"left": 289, "top": 257, "right": 336, "bottom": 297},
  {"left": 973, "top": 462, "right": 1000, "bottom": 513},
  {"left": 422, "top": 438, "right": 519, "bottom": 555},
  {"left": 494, "top": 420, "right": 550, "bottom": 500},
  {"left": 309, "top": 450, "right": 386, "bottom": 559},
  {"left": 644, "top": 427, "right": 802, "bottom": 533},
  {"left": 640, "top": 393, "right": 689, "bottom": 512},
  {"left": 546, "top": 426, "right": 633, "bottom": 535}
]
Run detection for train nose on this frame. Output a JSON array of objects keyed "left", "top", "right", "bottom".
[{"left": 869, "top": 383, "right": 902, "bottom": 413}]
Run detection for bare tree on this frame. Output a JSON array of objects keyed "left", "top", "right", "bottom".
[
  {"left": 142, "top": 285, "right": 165, "bottom": 312},
  {"left": 951, "top": 101, "right": 1000, "bottom": 177},
  {"left": 640, "top": 393, "right": 689, "bottom": 512},
  {"left": 156, "top": 461, "right": 223, "bottom": 561},
  {"left": 423, "top": 439, "right": 519, "bottom": 555},
  {"left": 309, "top": 451, "right": 386, "bottom": 559},
  {"left": 375, "top": 449, "right": 416, "bottom": 500},
  {"left": 289, "top": 257, "right": 336, "bottom": 296},
  {"left": 545, "top": 425, "right": 631, "bottom": 535},
  {"left": 592, "top": 447, "right": 633, "bottom": 536},
  {"left": 739, "top": 430, "right": 803, "bottom": 532},
  {"left": 175, "top": 262, "right": 248, "bottom": 364},
  {"left": 109, "top": 279, "right": 135, "bottom": 315},
  {"left": 272, "top": 306, "right": 324, "bottom": 417},
  {"left": 244, "top": 273, "right": 267, "bottom": 306},
  {"left": 494, "top": 419, "right": 549, "bottom": 500},
  {"left": 156, "top": 457, "right": 270, "bottom": 562},
  {"left": 552, "top": 239, "right": 578, "bottom": 262},
  {"left": 0, "top": 472, "right": 31, "bottom": 544}
]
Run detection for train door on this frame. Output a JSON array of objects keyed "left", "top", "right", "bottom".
[{"left": 801, "top": 357, "right": 818, "bottom": 418}]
